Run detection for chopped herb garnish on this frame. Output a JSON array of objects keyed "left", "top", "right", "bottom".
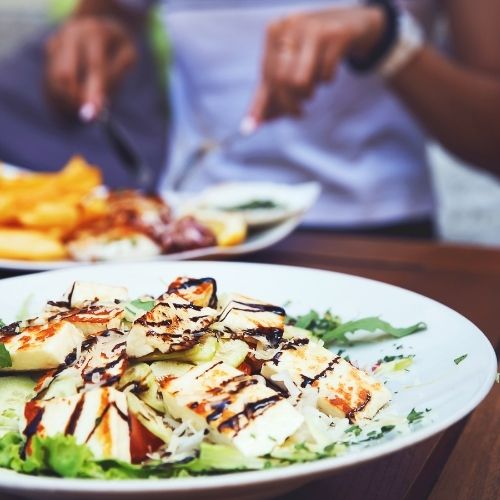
[
  {"left": 346, "top": 425, "right": 362, "bottom": 436},
  {"left": 407, "top": 408, "right": 425, "bottom": 424},
  {"left": 357, "top": 425, "right": 395, "bottom": 443},
  {"left": 221, "top": 200, "right": 281, "bottom": 211},
  {"left": 454, "top": 354, "right": 468, "bottom": 365},
  {"left": 0, "top": 343, "right": 12, "bottom": 368}
]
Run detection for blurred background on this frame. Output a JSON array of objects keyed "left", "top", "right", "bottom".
[{"left": 1, "top": 0, "right": 500, "bottom": 246}]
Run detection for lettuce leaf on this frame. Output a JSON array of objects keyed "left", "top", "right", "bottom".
[
  {"left": 179, "top": 443, "right": 265, "bottom": 473},
  {"left": 0, "top": 433, "right": 156, "bottom": 479},
  {"left": 0, "top": 344, "right": 12, "bottom": 368}
]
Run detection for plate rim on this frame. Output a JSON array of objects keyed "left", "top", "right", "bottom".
[{"left": 0, "top": 261, "right": 496, "bottom": 493}]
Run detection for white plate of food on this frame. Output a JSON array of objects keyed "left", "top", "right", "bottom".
[
  {"left": 0, "top": 159, "right": 320, "bottom": 271},
  {"left": 0, "top": 261, "right": 496, "bottom": 500}
]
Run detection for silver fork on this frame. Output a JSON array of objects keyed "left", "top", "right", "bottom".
[{"left": 172, "top": 118, "right": 258, "bottom": 191}]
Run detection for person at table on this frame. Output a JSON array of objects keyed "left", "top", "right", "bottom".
[{"left": 0, "top": 0, "right": 499, "bottom": 237}]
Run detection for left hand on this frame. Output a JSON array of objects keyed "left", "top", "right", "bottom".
[{"left": 248, "top": 6, "right": 386, "bottom": 125}]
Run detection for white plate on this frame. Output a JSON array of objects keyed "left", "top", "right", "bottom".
[
  {"left": 0, "top": 261, "right": 496, "bottom": 500},
  {"left": 0, "top": 216, "right": 302, "bottom": 272},
  {"left": 0, "top": 166, "right": 320, "bottom": 271}
]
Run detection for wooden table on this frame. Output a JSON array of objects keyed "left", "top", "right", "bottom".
[
  {"left": 1, "top": 230, "right": 498, "bottom": 499},
  {"left": 242, "top": 230, "right": 499, "bottom": 500}
]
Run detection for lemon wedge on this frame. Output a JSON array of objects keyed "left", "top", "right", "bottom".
[{"left": 190, "top": 210, "right": 247, "bottom": 247}]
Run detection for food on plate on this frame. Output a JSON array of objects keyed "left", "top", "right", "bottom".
[
  {"left": 0, "top": 158, "right": 248, "bottom": 262},
  {"left": 0, "top": 275, "right": 427, "bottom": 479},
  {"left": 0, "top": 228, "right": 67, "bottom": 261}
]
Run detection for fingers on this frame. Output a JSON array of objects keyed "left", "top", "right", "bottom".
[
  {"left": 44, "top": 18, "right": 137, "bottom": 121},
  {"left": 45, "top": 27, "right": 83, "bottom": 115},
  {"left": 80, "top": 32, "right": 108, "bottom": 118}
]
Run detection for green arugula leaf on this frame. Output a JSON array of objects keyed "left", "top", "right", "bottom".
[
  {"left": 286, "top": 310, "right": 426, "bottom": 346},
  {"left": 0, "top": 319, "right": 5, "bottom": 328},
  {"left": 321, "top": 317, "right": 427, "bottom": 345},
  {"left": 407, "top": 408, "right": 425, "bottom": 424},
  {"left": 454, "top": 354, "right": 468, "bottom": 365},
  {"left": 0, "top": 344, "right": 12, "bottom": 368}
]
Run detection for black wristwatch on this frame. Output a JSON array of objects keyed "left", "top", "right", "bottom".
[{"left": 346, "top": 0, "right": 399, "bottom": 73}]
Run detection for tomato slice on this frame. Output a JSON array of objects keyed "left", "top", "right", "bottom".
[
  {"left": 237, "top": 361, "right": 252, "bottom": 375},
  {"left": 129, "top": 413, "right": 164, "bottom": 463}
]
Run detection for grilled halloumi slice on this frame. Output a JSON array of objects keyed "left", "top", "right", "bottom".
[
  {"left": 162, "top": 360, "right": 303, "bottom": 457},
  {"left": 162, "top": 276, "right": 217, "bottom": 308},
  {"left": 23, "top": 387, "right": 131, "bottom": 462},
  {"left": 67, "top": 281, "right": 129, "bottom": 308},
  {"left": 35, "top": 329, "right": 128, "bottom": 399},
  {"left": 50, "top": 305, "right": 125, "bottom": 338},
  {"left": 212, "top": 293, "right": 285, "bottom": 348},
  {"left": 0, "top": 321, "right": 84, "bottom": 371},
  {"left": 126, "top": 295, "right": 217, "bottom": 358},
  {"left": 261, "top": 339, "right": 391, "bottom": 422}
]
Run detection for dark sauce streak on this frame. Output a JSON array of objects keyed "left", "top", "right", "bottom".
[
  {"left": 112, "top": 341, "right": 127, "bottom": 352},
  {"left": 281, "top": 338, "right": 310, "bottom": 350},
  {"left": 84, "top": 400, "right": 128, "bottom": 445},
  {"left": 21, "top": 407, "right": 45, "bottom": 459},
  {"left": 172, "top": 303, "right": 203, "bottom": 312},
  {"left": 217, "top": 395, "right": 282, "bottom": 434},
  {"left": 234, "top": 301, "right": 285, "bottom": 316},
  {"left": 65, "top": 394, "right": 85, "bottom": 435},
  {"left": 206, "top": 399, "right": 231, "bottom": 422},
  {"left": 112, "top": 401, "right": 128, "bottom": 422},
  {"left": 300, "top": 357, "right": 341, "bottom": 388},
  {"left": 347, "top": 393, "right": 372, "bottom": 421},
  {"left": 168, "top": 277, "right": 218, "bottom": 309},
  {"left": 47, "top": 300, "right": 70, "bottom": 308},
  {"left": 0, "top": 321, "right": 21, "bottom": 336},
  {"left": 67, "top": 282, "right": 76, "bottom": 308},
  {"left": 244, "top": 328, "right": 283, "bottom": 348},
  {"left": 85, "top": 404, "right": 110, "bottom": 444},
  {"left": 82, "top": 355, "right": 124, "bottom": 383},
  {"left": 195, "top": 361, "right": 223, "bottom": 380}
]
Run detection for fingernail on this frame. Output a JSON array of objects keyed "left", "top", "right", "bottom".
[
  {"left": 239, "top": 116, "right": 259, "bottom": 136},
  {"left": 79, "top": 102, "right": 97, "bottom": 123}
]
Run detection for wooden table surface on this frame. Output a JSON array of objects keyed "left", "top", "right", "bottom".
[
  {"left": 242, "top": 230, "right": 499, "bottom": 500},
  {"left": 1, "top": 230, "right": 498, "bottom": 500}
]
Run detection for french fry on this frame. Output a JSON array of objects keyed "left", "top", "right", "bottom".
[
  {"left": 17, "top": 201, "right": 80, "bottom": 229},
  {"left": 0, "top": 229, "right": 67, "bottom": 261}
]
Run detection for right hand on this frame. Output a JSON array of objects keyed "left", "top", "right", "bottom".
[{"left": 45, "top": 17, "right": 137, "bottom": 120}]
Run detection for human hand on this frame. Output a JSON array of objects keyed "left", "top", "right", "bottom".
[
  {"left": 45, "top": 17, "right": 137, "bottom": 121},
  {"left": 247, "top": 6, "right": 386, "bottom": 128}
]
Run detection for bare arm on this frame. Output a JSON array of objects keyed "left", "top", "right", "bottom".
[
  {"left": 250, "top": 0, "right": 500, "bottom": 172},
  {"left": 391, "top": 0, "right": 500, "bottom": 171}
]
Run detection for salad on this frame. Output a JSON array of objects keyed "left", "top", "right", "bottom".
[{"left": 0, "top": 277, "right": 426, "bottom": 479}]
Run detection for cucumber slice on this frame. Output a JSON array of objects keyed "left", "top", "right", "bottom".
[
  {"left": 283, "top": 325, "right": 315, "bottom": 341},
  {"left": 118, "top": 363, "right": 164, "bottom": 413},
  {"left": 126, "top": 392, "right": 172, "bottom": 444},
  {"left": 0, "top": 375, "right": 35, "bottom": 436},
  {"left": 150, "top": 361, "right": 193, "bottom": 380},
  {"left": 140, "top": 336, "right": 218, "bottom": 364},
  {"left": 214, "top": 340, "right": 249, "bottom": 368}
]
